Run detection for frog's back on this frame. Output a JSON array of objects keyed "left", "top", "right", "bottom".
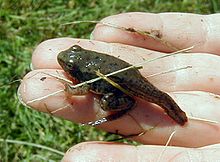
[
  {"left": 76, "top": 50, "right": 143, "bottom": 82},
  {"left": 73, "top": 49, "right": 148, "bottom": 95}
]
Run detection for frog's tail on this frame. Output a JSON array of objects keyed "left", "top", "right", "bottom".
[
  {"left": 152, "top": 91, "right": 188, "bottom": 126},
  {"left": 134, "top": 79, "right": 188, "bottom": 125}
]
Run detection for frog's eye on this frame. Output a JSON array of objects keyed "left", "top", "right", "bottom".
[{"left": 72, "top": 45, "right": 82, "bottom": 52}]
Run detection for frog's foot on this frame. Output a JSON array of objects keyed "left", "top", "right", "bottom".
[
  {"left": 109, "top": 131, "right": 146, "bottom": 141},
  {"left": 83, "top": 118, "right": 108, "bottom": 126},
  {"left": 82, "top": 109, "right": 130, "bottom": 126},
  {"left": 64, "top": 83, "right": 90, "bottom": 95}
]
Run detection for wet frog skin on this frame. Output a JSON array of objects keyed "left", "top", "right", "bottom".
[{"left": 57, "top": 45, "right": 187, "bottom": 126}]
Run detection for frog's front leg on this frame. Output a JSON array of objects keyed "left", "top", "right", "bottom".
[
  {"left": 85, "top": 93, "right": 136, "bottom": 126},
  {"left": 64, "top": 83, "right": 90, "bottom": 95}
]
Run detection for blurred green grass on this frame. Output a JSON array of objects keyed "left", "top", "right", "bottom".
[{"left": 0, "top": 0, "right": 219, "bottom": 161}]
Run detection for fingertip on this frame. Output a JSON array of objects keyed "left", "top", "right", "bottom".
[
  {"left": 18, "top": 69, "right": 101, "bottom": 123},
  {"left": 92, "top": 12, "right": 220, "bottom": 54},
  {"left": 91, "top": 12, "right": 169, "bottom": 52},
  {"left": 32, "top": 38, "right": 77, "bottom": 69},
  {"left": 62, "top": 142, "right": 133, "bottom": 162},
  {"left": 18, "top": 69, "right": 79, "bottom": 116}
]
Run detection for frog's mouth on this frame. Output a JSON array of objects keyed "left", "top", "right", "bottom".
[
  {"left": 57, "top": 52, "right": 66, "bottom": 68},
  {"left": 57, "top": 57, "right": 65, "bottom": 69}
]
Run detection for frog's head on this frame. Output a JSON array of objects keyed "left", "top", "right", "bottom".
[{"left": 57, "top": 45, "right": 83, "bottom": 74}]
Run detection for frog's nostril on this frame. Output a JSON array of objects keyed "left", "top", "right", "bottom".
[{"left": 57, "top": 56, "right": 64, "bottom": 66}]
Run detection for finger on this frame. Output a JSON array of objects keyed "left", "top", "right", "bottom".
[
  {"left": 91, "top": 12, "right": 220, "bottom": 54},
  {"left": 62, "top": 142, "right": 220, "bottom": 162},
  {"left": 32, "top": 38, "right": 220, "bottom": 94},
  {"left": 18, "top": 70, "right": 220, "bottom": 147}
]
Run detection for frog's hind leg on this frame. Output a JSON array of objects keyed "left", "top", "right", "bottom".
[
  {"left": 84, "top": 93, "right": 136, "bottom": 126},
  {"left": 100, "top": 93, "right": 135, "bottom": 111}
]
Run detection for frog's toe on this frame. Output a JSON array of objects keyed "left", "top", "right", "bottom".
[
  {"left": 82, "top": 118, "right": 108, "bottom": 126},
  {"left": 82, "top": 109, "right": 131, "bottom": 126}
]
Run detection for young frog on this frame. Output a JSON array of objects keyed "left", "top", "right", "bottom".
[{"left": 57, "top": 45, "right": 187, "bottom": 126}]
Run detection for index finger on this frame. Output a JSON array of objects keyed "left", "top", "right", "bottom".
[{"left": 91, "top": 12, "right": 220, "bottom": 54}]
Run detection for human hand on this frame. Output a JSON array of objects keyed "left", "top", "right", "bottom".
[{"left": 18, "top": 12, "right": 220, "bottom": 161}]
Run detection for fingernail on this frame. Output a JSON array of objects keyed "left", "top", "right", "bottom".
[
  {"left": 90, "top": 31, "right": 94, "bottom": 40},
  {"left": 30, "top": 63, "right": 34, "bottom": 70},
  {"left": 17, "top": 83, "right": 32, "bottom": 109}
]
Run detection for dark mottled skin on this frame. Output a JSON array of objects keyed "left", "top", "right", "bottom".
[{"left": 58, "top": 45, "right": 187, "bottom": 125}]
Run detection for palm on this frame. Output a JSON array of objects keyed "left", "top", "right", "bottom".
[{"left": 18, "top": 12, "right": 220, "bottom": 161}]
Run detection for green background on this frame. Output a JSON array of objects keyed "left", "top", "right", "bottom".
[{"left": 1, "top": 0, "right": 219, "bottom": 161}]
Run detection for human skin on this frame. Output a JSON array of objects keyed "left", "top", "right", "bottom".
[{"left": 18, "top": 13, "right": 220, "bottom": 161}]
